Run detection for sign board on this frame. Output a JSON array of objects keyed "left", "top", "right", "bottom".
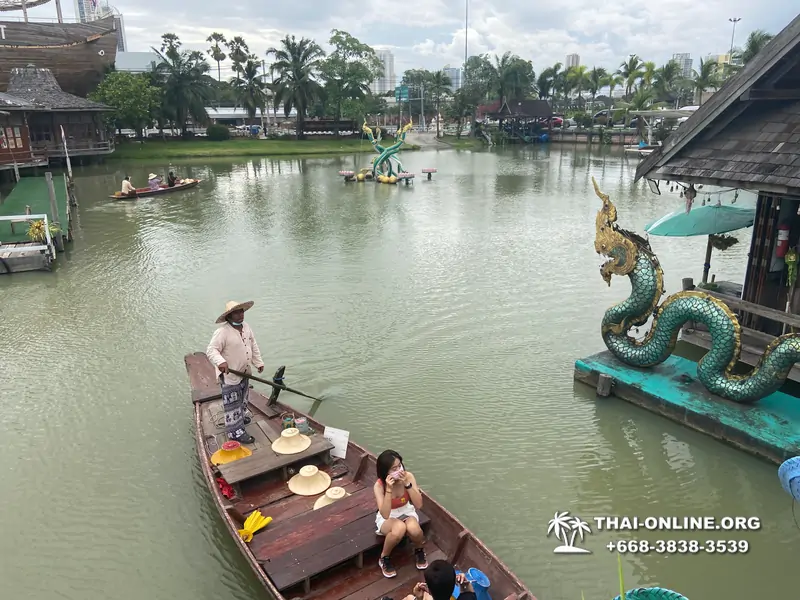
[
  {"left": 323, "top": 426, "right": 350, "bottom": 459},
  {"left": 394, "top": 85, "right": 409, "bottom": 102}
]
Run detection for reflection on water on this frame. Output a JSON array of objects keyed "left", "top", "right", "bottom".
[{"left": 0, "top": 145, "right": 790, "bottom": 600}]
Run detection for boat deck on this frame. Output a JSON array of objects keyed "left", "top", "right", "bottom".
[{"left": 0, "top": 175, "right": 71, "bottom": 243}]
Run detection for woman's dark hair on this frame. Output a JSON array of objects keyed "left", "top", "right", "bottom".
[
  {"left": 376, "top": 449, "right": 403, "bottom": 483},
  {"left": 424, "top": 560, "right": 456, "bottom": 600}
]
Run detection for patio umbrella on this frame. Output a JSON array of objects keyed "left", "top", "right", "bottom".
[{"left": 645, "top": 203, "right": 755, "bottom": 283}]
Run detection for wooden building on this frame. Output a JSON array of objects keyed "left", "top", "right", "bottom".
[
  {"left": 486, "top": 99, "right": 553, "bottom": 142},
  {"left": 0, "top": 94, "right": 48, "bottom": 171},
  {"left": 635, "top": 13, "right": 800, "bottom": 374},
  {"left": 1, "top": 65, "right": 114, "bottom": 163}
]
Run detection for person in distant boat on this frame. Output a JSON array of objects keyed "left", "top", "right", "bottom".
[
  {"left": 206, "top": 300, "right": 265, "bottom": 444},
  {"left": 121, "top": 176, "right": 136, "bottom": 197},
  {"left": 167, "top": 171, "right": 178, "bottom": 187},
  {"left": 147, "top": 172, "right": 162, "bottom": 190},
  {"left": 374, "top": 449, "right": 428, "bottom": 578}
]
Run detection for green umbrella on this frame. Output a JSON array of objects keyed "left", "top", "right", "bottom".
[{"left": 645, "top": 204, "right": 755, "bottom": 283}]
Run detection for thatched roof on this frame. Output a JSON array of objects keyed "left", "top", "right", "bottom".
[
  {"left": 635, "top": 14, "right": 800, "bottom": 196},
  {"left": 0, "top": 91, "right": 40, "bottom": 111},
  {"left": 6, "top": 66, "right": 111, "bottom": 112},
  {"left": 488, "top": 99, "right": 553, "bottom": 119}
]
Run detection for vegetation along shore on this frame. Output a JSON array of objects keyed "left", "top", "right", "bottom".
[{"left": 107, "top": 139, "right": 421, "bottom": 161}]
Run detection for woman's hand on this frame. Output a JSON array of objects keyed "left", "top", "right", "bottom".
[
  {"left": 385, "top": 473, "right": 397, "bottom": 487},
  {"left": 413, "top": 582, "right": 428, "bottom": 599}
]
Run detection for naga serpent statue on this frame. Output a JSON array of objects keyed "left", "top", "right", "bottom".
[
  {"left": 362, "top": 119, "right": 414, "bottom": 178},
  {"left": 592, "top": 176, "right": 800, "bottom": 403}
]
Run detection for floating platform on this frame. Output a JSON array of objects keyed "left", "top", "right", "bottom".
[
  {"left": 421, "top": 167, "right": 437, "bottom": 180},
  {"left": 574, "top": 350, "right": 800, "bottom": 464}
]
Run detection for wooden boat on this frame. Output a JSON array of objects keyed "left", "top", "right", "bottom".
[
  {"left": 109, "top": 179, "right": 201, "bottom": 200},
  {"left": 184, "top": 352, "right": 536, "bottom": 600}
]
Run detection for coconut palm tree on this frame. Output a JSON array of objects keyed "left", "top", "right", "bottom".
[
  {"left": 206, "top": 32, "right": 227, "bottom": 82},
  {"left": 652, "top": 60, "right": 683, "bottom": 105},
  {"left": 536, "top": 67, "right": 556, "bottom": 100},
  {"left": 641, "top": 61, "right": 657, "bottom": 89},
  {"left": 618, "top": 55, "right": 644, "bottom": 99},
  {"left": 487, "top": 52, "right": 535, "bottom": 103},
  {"left": 586, "top": 66, "right": 608, "bottom": 106},
  {"left": 231, "top": 58, "right": 269, "bottom": 121},
  {"left": 738, "top": 29, "right": 775, "bottom": 64},
  {"left": 693, "top": 58, "right": 721, "bottom": 105},
  {"left": 567, "top": 65, "right": 589, "bottom": 108},
  {"left": 152, "top": 42, "right": 215, "bottom": 135},
  {"left": 266, "top": 35, "right": 325, "bottom": 140},
  {"left": 428, "top": 70, "right": 452, "bottom": 137}
]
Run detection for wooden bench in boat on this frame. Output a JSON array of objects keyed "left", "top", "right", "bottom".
[{"left": 252, "top": 487, "right": 431, "bottom": 593}]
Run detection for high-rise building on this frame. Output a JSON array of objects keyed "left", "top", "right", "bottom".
[
  {"left": 442, "top": 67, "right": 462, "bottom": 91},
  {"left": 74, "top": 0, "right": 126, "bottom": 51},
  {"left": 370, "top": 50, "right": 395, "bottom": 95},
  {"left": 565, "top": 53, "right": 580, "bottom": 68},
  {"left": 672, "top": 53, "right": 693, "bottom": 78}
]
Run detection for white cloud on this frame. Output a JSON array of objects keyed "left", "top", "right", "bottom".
[{"left": 19, "top": 0, "right": 796, "bottom": 80}]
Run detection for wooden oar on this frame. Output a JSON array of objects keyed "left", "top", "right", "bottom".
[{"left": 228, "top": 369, "right": 322, "bottom": 401}]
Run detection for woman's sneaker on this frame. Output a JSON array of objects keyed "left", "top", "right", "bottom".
[
  {"left": 379, "top": 556, "right": 396, "bottom": 578},
  {"left": 414, "top": 547, "right": 428, "bottom": 570}
]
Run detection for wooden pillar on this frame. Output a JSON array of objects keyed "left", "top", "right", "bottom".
[
  {"left": 55, "top": 0, "right": 63, "bottom": 22},
  {"left": 21, "top": 0, "right": 28, "bottom": 22},
  {"left": 45, "top": 172, "right": 65, "bottom": 252},
  {"left": 702, "top": 236, "right": 713, "bottom": 283}
]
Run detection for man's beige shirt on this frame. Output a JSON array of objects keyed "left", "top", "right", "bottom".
[{"left": 206, "top": 322, "right": 265, "bottom": 385}]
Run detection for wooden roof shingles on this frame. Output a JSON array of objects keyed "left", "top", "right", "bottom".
[
  {"left": 489, "top": 98, "right": 552, "bottom": 119},
  {"left": 635, "top": 13, "right": 800, "bottom": 195},
  {"left": 6, "top": 66, "right": 110, "bottom": 112}
]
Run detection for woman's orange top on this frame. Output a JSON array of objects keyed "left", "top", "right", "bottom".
[{"left": 378, "top": 479, "right": 410, "bottom": 509}]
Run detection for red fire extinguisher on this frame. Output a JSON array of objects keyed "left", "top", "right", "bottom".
[{"left": 777, "top": 224, "right": 791, "bottom": 258}]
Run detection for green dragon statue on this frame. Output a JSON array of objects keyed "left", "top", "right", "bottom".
[
  {"left": 362, "top": 119, "right": 414, "bottom": 178},
  {"left": 592, "top": 176, "right": 800, "bottom": 403}
]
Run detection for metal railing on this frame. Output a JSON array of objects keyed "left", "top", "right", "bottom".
[
  {"left": 31, "top": 139, "right": 115, "bottom": 155},
  {"left": 0, "top": 213, "right": 54, "bottom": 258}
]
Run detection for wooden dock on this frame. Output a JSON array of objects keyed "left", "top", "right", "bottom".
[
  {"left": 0, "top": 173, "right": 75, "bottom": 273},
  {"left": 574, "top": 350, "right": 800, "bottom": 465}
]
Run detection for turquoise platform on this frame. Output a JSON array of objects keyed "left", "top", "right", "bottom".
[{"left": 574, "top": 351, "right": 800, "bottom": 464}]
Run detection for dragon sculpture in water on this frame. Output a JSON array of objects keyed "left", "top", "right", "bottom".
[
  {"left": 591, "top": 176, "right": 800, "bottom": 403},
  {"left": 362, "top": 119, "right": 414, "bottom": 178}
]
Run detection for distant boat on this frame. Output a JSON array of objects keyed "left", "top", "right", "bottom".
[
  {"left": 0, "top": 15, "right": 118, "bottom": 97},
  {"left": 109, "top": 179, "right": 201, "bottom": 200}
]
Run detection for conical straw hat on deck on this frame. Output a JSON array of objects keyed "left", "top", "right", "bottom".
[
  {"left": 313, "top": 486, "right": 350, "bottom": 510},
  {"left": 271, "top": 427, "right": 311, "bottom": 455},
  {"left": 288, "top": 465, "right": 331, "bottom": 496}
]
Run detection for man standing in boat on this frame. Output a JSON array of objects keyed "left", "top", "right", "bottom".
[{"left": 206, "top": 300, "right": 265, "bottom": 444}]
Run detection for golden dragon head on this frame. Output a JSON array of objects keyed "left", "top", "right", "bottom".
[
  {"left": 592, "top": 176, "right": 642, "bottom": 286},
  {"left": 395, "top": 118, "right": 413, "bottom": 137}
]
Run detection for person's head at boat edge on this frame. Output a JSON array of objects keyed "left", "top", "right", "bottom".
[
  {"left": 400, "top": 560, "right": 476, "bottom": 600},
  {"left": 374, "top": 449, "right": 427, "bottom": 578}
]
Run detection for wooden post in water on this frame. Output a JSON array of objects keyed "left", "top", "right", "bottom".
[
  {"left": 596, "top": 373, "right": 613, "bottom": 397},
  {"left": 45, "top": 172, "right": 65, "bottom": 252}
]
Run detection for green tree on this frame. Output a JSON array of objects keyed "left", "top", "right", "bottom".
[
  {"left": 90, "top": 71, "right": 160, "bottom": 138},
  {"left": 486, "top": 52, "right": 536, "bottom": 102},
  {"left": 585, "top": 67, "right": 608, "bottom": 105},
  {"left": 427, "top": 70, "right": 452, "bottom": 137},
  {"left": 737, "top": 29, "right": 775, "bottom": 64},
  {"left": 617, "top": 54, "right": 644, "bottom": 99},
  {"left": 266, "top": 34, "right": 326, "bottom": 139},
  {"left": 692, "top": 58, "right": 721, "bottom": 105},
  {"left": 206, "top": 32, "right": 227, "bottom": 82},
  {"left": 231, "top": 58, "right": 269, "bottom": 121},
  {"left": 226, "top": 36, "right": 250, "bottom": 79},
  {"left": 319, "top": 29, "right": 383, "bottom": 136}
]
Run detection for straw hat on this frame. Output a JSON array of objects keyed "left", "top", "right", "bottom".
[
  {"left": 216, "top": 300, "right": 255, "bottom": 324},
  {"left": 270, "top": 427, "right": 311, "bottom": 455},
  {"left": 313, "top": 486, "right": 350, "bottom": 510},
  {"left": 288, "top": 465, "right": 331, "bottom": 496},
  {"left": 148, "top": 173, "right": 158, "bottom": 179}
]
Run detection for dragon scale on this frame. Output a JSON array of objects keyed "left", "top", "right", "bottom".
[{"left": 592, "top": 177, "right": 800, "bottom": 403}]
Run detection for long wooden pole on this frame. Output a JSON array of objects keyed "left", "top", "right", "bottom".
[
  {"left": 55, "top": 0, "right": 63, "bottom": 23},
  {"left": 21, "top": 0, "right": 28, "bottom": 23},
  {"left": 45, "top": 172, "right": 65, "bottom": 252},
  {"left": 702, "top": 235, "right": 713, "bottom": 283}
]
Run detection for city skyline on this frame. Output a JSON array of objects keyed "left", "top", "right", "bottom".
[{"left": 17, "top": 1, "right": 793, "bottom": 83}]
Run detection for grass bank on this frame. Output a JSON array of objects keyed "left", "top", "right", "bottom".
[
  {"left": 438, "top": 135, "right": 486, "bottom": 150},
  {"left": 109, "top": 138, "right": 420, "bottom": 161}
]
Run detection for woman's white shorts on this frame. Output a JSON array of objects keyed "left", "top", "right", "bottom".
[{"left": 375, "top": 502, "right": 419, "bottom": 534}]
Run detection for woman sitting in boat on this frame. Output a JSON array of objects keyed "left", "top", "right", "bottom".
[
  {"left": 374, "top": 449, "right": 428, "bottom": 578},
  {"left": 147, "top": 173, "right": 162, "bottom": 190},
  {"left": 121, "top": 176, "right": 136, "bottom": 197},
  {"left": 167, "top": 171, "right": 178, "bottom": 187}
]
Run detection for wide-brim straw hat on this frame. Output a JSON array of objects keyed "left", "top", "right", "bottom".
[
  {"left": 148, "top": 173, "right": 158, "bottom": 179},
  {"left": 216, "top": 300, "right": 255, "bottom": 324},
  {"left": 288, "top": 465, "right": 331, "bottom": 496},
  {"left": 271, "top": 427, "right": 311, "bottom": 455},
  {"left": 313, "top": 486, "right": 350, "bottom": 510}
]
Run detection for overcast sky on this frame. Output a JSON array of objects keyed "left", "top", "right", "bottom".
[{"left": 24, "top": 1, "right": 799, "bottom": 83}]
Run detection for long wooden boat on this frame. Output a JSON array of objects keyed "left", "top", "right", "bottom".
[
  {"left": 0, "top": 15, "right": 118, "bottom": 98},
  {"left": 109, "top": 179, "right": 201, "bottom": 200},
  {"left": 185, "top": 352, "right": 536, "bottom": 600}
]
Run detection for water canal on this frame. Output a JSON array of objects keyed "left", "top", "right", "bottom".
[{"left": 0, "top": 145, "right": 794, "bottom": 600}]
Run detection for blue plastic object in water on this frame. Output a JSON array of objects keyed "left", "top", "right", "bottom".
[
  {"left": 778, "top": 456, "right": 800, "bottom": 500},
  {"left": 612, "top": 587, "right": 688, "bottom": 600}
]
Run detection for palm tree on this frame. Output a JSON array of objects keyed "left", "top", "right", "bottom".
[
  {"left": 693, "top": 58, "right": 721, "bottom": 105},
  {"left": 428, "top": 70, "right": 452, "bottom": 137},
  {"left": 266, "top": 35, "right": 325, "bottom": 139},
  {"left": 641, "top": 61, "right": 657, "bottom": 89},
  {"left": 152, "top": 43, "right": 215, "bottom": 134},
  {"left": 653, "top": 60, "right": 683, "bottom": 106},
  {"left": 226, "top": 36, "right": 250, "bottom": 79},
  {"left": 567, "top": 65, "right": 589, "bottom": 108},
  {"left": 536, "top": 67, "right": 556, "bottom": 100},
  {"left": 618, "top": 54, "right": 644, "bottom": 99},
  {"left": 586, "top": 67, "right": 608, "bottom": 106},
  {"left": 231, "top": 58, "right": 269, "bottom": 122},
  {"left": 487, "top": 52, "right": 535, "bottom": 103},
  {"left": 206, "top": 32, "right": 227, "bottom": 82},
  {"left": 738, "top": 30, "right": 775, "bottom": 64}
]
